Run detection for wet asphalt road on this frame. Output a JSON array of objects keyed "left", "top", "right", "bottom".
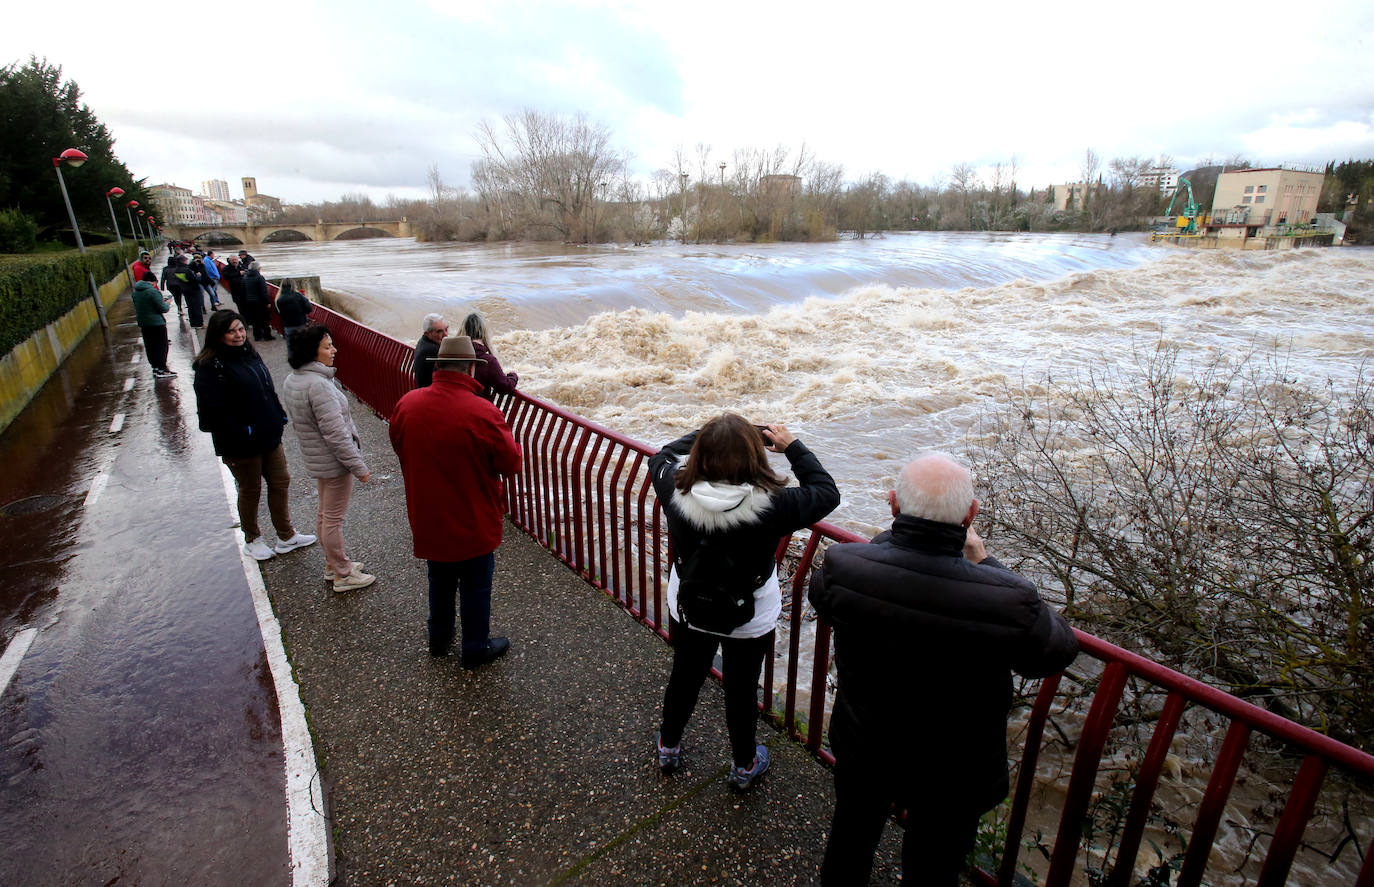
[{"left": 0, "top": 295, "right": 289, "bottom": 885}]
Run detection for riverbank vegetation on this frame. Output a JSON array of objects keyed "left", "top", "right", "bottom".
[{"left": 975, "top": 344, "right": 1374, "bottom": 750}]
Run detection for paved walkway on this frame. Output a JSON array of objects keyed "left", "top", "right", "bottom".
[{"left": 251, "top": 335, "right": 907, "bottom": 885}]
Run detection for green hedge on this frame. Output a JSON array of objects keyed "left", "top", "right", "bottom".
[{"left": 0, "top": 242, "right": 139, "bottom": 355}]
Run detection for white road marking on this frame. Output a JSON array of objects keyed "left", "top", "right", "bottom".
[
  {"left": 109, "top": 413, "right": 125, "bottom": 433},
  {"left": 123, "top": 378, "right": 135, "bottom": 392},
  {"left": 217, "top": 463, "right": 330, "bottom": 886},
  {"left": 0, "top": 628, "right": 38, "bottom": 697},
  {"left": 84, "top": 472, "right": 109, "bottom": 508}
]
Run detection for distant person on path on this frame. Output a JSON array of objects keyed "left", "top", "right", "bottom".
[
  {"left": 160, "top": 254, "right": 184, "bottom": 316},
  {"left": 808, "top": 453, "right": 1079, "bottom": 887},
  {"left": 238, "top": 249, "right": 256, "bottom": 269},
  {"left": 411, "top": 313, "right": 448, "bottom": 388},
  {"left": 241, "top": 261, "right": 276, "bottom": 341},
  {"left": 132, "top": 271, "right": 175, "bottom": 379},
  {"left": 192, "top": 309, "right": 316, "bottom": 562},
  {"left": 222, "top": 254, "right": 245, "bottom": 314},
  {"left": 275, "top": 280, "right": 313, "bottom": 348},
  {"left": 202, "top": 249, "right": 222, "bottom": 309},
  {"left": 461, "top": 312, "right": 519, "bottom": 400},
  {"left": 650, "top": 414, "right": 839, "bottom": 790},
  {"left": 389, "top": 335, "right": 522, "bottom": 668},
  {"left": 173, "top": 256, "right": 206, "bottom": 328},
  {"left": 283, "top": 324, "right": 374, "bottom": 593}
]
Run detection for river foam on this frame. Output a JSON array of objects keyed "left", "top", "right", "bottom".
[{"left": 260, "top": 234, "right": 1374, "bottom": 534}]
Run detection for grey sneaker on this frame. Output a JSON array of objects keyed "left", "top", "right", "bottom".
[
  {"left": 273, "top": 532, "right": 317, "bottom": 554},
  {"left": 656, "top": 733, "right": 682, "bottom": 773},
  {"left": 325, "top": 562, "right": 364, "bottom": 582},
  {"left": 333, "top": 570, "right": 376, "bottom": 593},
  {"left": 243, "top": 536, "right": 275, "bottom": 561},
  {"left": 727, "top": 745, "right": 770, "bottom": 790}
]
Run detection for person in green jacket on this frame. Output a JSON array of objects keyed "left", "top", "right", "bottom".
[{"left": 132, "top": 271, "right": 175, "bottom": 378}]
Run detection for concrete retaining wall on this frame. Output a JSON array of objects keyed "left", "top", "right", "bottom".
[{"left": 0, "top": 272, "right": 127, "bottom": 435}]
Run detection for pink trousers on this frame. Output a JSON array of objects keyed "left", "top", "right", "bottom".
[{"left": 315, "top": 474, "right": 356, "bottom": 576}]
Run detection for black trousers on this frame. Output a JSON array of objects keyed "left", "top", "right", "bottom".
[
  {"left": 821, "top": 755, "right": 983, "bottom": 887},
  {"left": 139, "top": 324, "right": 169, "bottom": 371},
  {"left": 659, "top": 619, "right": 772, "bottom": 768},
  {"left": 244, "top": 302, "right": 273, "bottom": 340}
]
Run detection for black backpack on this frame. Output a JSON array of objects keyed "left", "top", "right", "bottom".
[{"left": 674, "top": 535, "right": 768, "bottom": 633}]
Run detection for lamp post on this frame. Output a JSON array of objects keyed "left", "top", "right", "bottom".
[
  {"left": 137, "top": 209, "right": 147, "bottom": 242},
  {"left": 719, "top": 162, "right": 726, "bottom": 187},
  {"left": 126, "top": 199, "right": 142, "bottom": 247},
  {"left": 51, "top": 148, "right": 108, "bottom": 329},
  {"left": 105, "top": 186, "right": 135, "bottom": 291}
]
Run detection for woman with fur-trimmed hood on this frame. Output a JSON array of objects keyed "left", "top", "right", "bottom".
[{"left": 648, "top": 413, "right": 839, "bottom": 791}]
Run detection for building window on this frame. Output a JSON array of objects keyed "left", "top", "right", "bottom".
[
  {"left": 1256, "top": 196, "right": 1265, "bottom": 204},
  {"left": 1245, "top": 185, "right": 1254, "bottom": 193},
  {"left": 1257, "top": 185, "right": 1267, "bottom": 193},
  {"left": 1243, "top": 196, "right": 1252, "bottom": 204}
]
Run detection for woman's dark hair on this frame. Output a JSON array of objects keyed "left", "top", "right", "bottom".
[
  {"left": 675, "top": 413, "right": 785, "bottom": 494},
  {"left": 287, "top": 324, "right": 332, "bottom": 369},
  {"left": 193, "top": 309, "right": 253, "bottom": 367}
]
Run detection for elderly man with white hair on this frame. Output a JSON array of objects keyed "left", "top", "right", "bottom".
[
  {"left": 809, "top": 452, "right": 1078, "bottom": 887},
  {"left": 412, "top": 313, "right": 449, "bottom": 388}
]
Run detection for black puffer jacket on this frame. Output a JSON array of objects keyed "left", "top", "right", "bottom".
[
  {"left": 242, "top": 268, "right": 269, "bottom": 306},
  {"left": 192, "top": 345, "right": 288, "bottom": 457},
  {"left": 809, "top": 514, "right": 1078, "bottom": 810},
  {"left": 650, "top": 430, "right": 839, "bottom": 637}
]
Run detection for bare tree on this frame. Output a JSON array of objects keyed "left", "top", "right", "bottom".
[{"left": 473, "top": 109, "right": 626, "bottom": 242}]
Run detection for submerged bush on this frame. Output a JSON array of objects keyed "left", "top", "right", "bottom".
[{"left": 973, "top": 344, "right": 1374, "bottom": 748}]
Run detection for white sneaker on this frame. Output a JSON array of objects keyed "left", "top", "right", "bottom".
[
  {"left": 325, "top": 562, "right": 364, "bottom": 582},
  {"left": 243, "top": 536, "right": 275, "bottom": 561},
  {"left": 274, "top": 532, "right": 318, "bottom": 554},
  {"left": 333, "top": 570, "right": 376, "bottom": 593}
]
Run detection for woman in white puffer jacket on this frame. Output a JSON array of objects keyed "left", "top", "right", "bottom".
[{"left": 282, "top": 324, "right": 375, "bottom": 592}]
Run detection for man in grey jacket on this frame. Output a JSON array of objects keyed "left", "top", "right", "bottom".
[{"left": 809, "top": 453, "right": 1078, "bottom": 886}]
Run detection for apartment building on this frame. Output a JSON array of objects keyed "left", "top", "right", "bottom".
[
  {"left": 1139, "top": 167, "right": 1180, "bottom": 193},
  {"left": 201, "top": 178, "right": 232, "bottom": 202},
  {"left": 150, "top": 183, "right": 198, "bottom": 225}
]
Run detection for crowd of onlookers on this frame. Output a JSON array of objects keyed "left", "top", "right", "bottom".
[{"left": 130, "top": 244, "right": 1079, "bottom": 885}]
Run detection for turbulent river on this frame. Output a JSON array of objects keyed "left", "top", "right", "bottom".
[{"left": 247, "top": 232, "right": 1374, "bottom": 535}]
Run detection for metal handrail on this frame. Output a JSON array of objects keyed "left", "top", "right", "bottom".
[{"left": 307, "top": 301, "right": 1374, "bottom": 886}]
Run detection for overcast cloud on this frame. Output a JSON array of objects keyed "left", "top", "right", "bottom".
[{"left": 7, "top": 0, "right": 1372, "bottom": 204}]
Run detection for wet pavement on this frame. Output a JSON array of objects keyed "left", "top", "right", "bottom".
[
  {"left": 0, "top": 294, "right": 907, "bottom": 885},
  {"left": 0, "top": 290, "right": 289, "bottom": 885}
]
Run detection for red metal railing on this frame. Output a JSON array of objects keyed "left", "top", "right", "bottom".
[{"left": 309, "top": 302, "right": 1374, "bottom": 886}]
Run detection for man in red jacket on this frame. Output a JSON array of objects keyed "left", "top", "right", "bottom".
[{"left": 389, "top": 335, "right": 523, "bottom": 668}]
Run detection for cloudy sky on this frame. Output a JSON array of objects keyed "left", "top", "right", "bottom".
[{"left": 8, "top": 0, "right": 1373, "bottom": 204}]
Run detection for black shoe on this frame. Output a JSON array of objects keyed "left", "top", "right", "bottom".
[{"left": 461, "top": 637, "right": 510, "bottom": 669}]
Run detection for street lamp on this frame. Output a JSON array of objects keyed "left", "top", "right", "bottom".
[
  {"left": 51, "top": 148, "right": 107, "bottom": 329},
  {"left": 126, "top": 199, "right": 142, "bottom": 246},
  {"left": 105, "top": 186, "right": 135, "bottom": 290},
  {"left": 719, "top": 162, "right": 726, "bottom": 187}
]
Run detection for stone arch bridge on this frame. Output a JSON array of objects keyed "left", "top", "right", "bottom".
[{"left": 165, "top": 218, "right": 411, "bottom": 245}]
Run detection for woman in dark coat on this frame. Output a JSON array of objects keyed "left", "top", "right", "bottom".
[
  {"left": 649, "top": 413, "right": 839, "bottom": 790},
  {"left": 461, "top": 312, "right": 518, "bottom": 399},
  {"left": 192, "top": 309, "right": 314, "bottom": 562}
]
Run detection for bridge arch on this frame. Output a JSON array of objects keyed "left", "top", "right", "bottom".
[
  {"left": 334, "top": 227, "right": 394, "bottom": 240},
  {"left": 262, "top": 229, "right": 314, "bottom": 243}
]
